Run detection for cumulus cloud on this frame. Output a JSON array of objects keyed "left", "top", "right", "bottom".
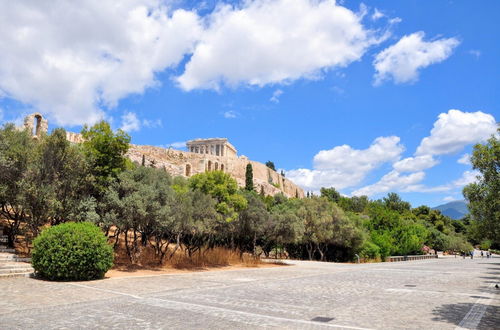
[
  {"left": 416, "top": 110, "right": 497, "bottom": 156},
  {"left": 120, "top": 112, "right": 141, "bottom": 132},
  {"left": 177, "top": 0, "right": 383, "bottom": 90},
  {"left": 351, "top": 170, "right": 425, "bottom": 197},
  {"left": 0, "top": 1, "right": 202, "bottom": 126},
  {"left": 373, "top": 31, "right": 459, "bottom": 85},
  {"left": 393, "top": 155, "right": 438, "bottom": 172},
  {"left": 457, "top": 153, "right": 471, "bottom": 165},
  {"left": 452, "top": 170, "right": 479, "bottom": 187},
  {"left": 286, "top": 136, "right": 404, "bottom": 191},
  {"left": 270, "top": 89, "right": 284, "bottom": 103}
]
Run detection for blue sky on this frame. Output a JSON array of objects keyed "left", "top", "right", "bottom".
[{"left": 0, "top": 0, "right": 498, "bottom": 207}]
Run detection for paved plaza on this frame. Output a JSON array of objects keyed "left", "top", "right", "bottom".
[{"left": 1, "top": 256, "right": 499, "bottom": 329}]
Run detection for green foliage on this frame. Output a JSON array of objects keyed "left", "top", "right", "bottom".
[
  {"left": 189, "top": 171, "right": 247, "bottom": 222},
  {"left": 0, "top": 124, "right": 36, "bottom": 246},
  {"left": 480, "top": 239, "right": 492, "bottom": 250},
  {"left": 320, "top": 187, "right": 341, "bottom": 203},
  {"left": 265, "top": 161, "right": 276, "bottom": 171},
  {"left": 81, "top": 121, "right": 130, "bottom": 197},
  {"left": 382, "top": 192, "right": 411, "bottom": 213},
  {"left": 359, "top": 240, "right": 381, "bottom": 260},
  {"left": 32, "top": 222, "right": 113, "bottom": 281},
  {"left": 463, "top": 126, "right": 500, "bottom": 245},
  {"left": 245, "top": 163, "right": 254, "bottom": 191}
]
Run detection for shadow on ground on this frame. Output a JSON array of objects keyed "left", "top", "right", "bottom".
[{"left": 432, "top": 303, "right": 500, "bottom": 329}]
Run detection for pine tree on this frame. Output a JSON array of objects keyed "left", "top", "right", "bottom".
[
  {"left": 260, "top": 185, "right": 265, "bottom": 196},
  {"left": 141, "top": 154, "right": 146, "bottom": 166},
  {"left": 245, "top": 163, "right": 254, "bottom": 191}
]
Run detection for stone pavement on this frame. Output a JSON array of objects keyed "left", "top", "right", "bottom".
[{"left": 0, "top": 256, "right": 499, "bottom": 329}]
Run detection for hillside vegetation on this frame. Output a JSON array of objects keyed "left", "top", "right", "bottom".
[{"left": 0, "top": 121, "right": 473, "bottom": 265}]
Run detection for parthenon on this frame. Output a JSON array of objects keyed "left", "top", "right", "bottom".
[{"left": 186, "top": 138, "right": 238, "bottom": 158}]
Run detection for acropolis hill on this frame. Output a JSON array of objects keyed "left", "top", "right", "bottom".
[{"left": 22, "top": 113, "right": 304, "bottom": 198}]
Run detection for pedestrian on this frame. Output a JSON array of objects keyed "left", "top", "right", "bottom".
[
  {"left": 470, "top": 251, "right": 474, "bottom": 259},
  {"left": 481, "top": 250, "right": 484, "bottom": 258}
]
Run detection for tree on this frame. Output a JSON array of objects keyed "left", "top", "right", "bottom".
[
  {"left": 245, "top": 163, "right": 254, "bottom": 191},
  {"left": 265, "top": 161, "right": 276, "bottom": 171},
  {"left": 382, "top": 193, "right": 411, "bottom": 213},
  {"left": 0, "top": 124, "right": 36, "bottom": 246},
  {"left": 189, "top": 171, "right": 247, "bottom": 222},
  {"left": 320, "top": 187, "right": 341, "bottom": 203},
  {"left": 463, "top": 126, "right": 500, "bottom": 244},
  {"left": 235, "top": 191, "right": 270, "bottom": 255},
  {"left": 81, "top": 121, "right": 130, "bottom": 198},
  {"left": 101, "top": 166, "right": 175, "bottom": 262}
]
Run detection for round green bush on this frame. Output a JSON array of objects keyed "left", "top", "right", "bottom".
[{"left": 32, "top": 222, "right": 114, "bottom": 281}]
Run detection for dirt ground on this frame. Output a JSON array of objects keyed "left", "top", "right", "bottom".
[{"left": 105, "top": 261, "right": 285, "bottom": 278}]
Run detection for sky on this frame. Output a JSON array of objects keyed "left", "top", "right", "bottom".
[{"left": 0, "top": 0, "right": 498, "bottom": 207}]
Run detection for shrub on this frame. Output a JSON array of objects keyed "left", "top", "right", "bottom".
[
  {"left": 32, "top": 222, "right": 113, "bottom": 281},
  {"left": 480, "top": 239, "right": 492, "bottom": 250},
  {"left": 359, "top": 240, "right": 380, "bottom": 260}
]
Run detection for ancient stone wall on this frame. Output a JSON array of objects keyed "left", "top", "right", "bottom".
[
  {"left": 16, "top": 113, "right": 304, "bottom": 198},
  {"left": 127, "top": 144, "right": 304, "bottom": 198},
  {"left": 23, "top": 112, "right": 48, "bottom": 138}
]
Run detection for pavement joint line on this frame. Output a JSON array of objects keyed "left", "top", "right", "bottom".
[
  {"left": 67, "top": 282, "right": 143, "bottom": 299},
  {"left": 385, "top": 288, "right": 500, "bottom": 300},
  {"left": 140, "top": 296, "right": 375, "bottom": 330},
  {"left": 67, "top": 281, "right": 374, "bottom": 330},
  {"left": 455, "top": 283, "right": 496, "bottom": 330}
]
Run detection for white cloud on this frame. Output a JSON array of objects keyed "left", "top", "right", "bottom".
[
  {"left": 443, "top": 196, "right": 457, "bottom": 202},
  {"left": 457, "top": 153, "right": 471, "bottom": 165},
  {"left": 371, "top": 9, "right": 384, "bottom": 20},
  {"left": 0, "top": 1, "right": 202, "bottom": 126},
  {"left": 177, "top": 0, "right": 383, "bottom": 90},
  {"left": 389, "top": 17, "right": 402, "bottom": 25},
  {"left": 270, "top": 89, "right": 284, "bottom": 103},
  {"left": 287, "top": 136, "right": 404, "bottom": 191},
  {"left": 452, "top": 170, "right": 479, "bottom": 187},
  {"left": 120, "top": 112, "right": 141, "bottom": 132},
  {"left": 468, "top": 49, "right": 481, "bottom": 59},
  {"left": 167, "top": 141, "right": 186, "bottom": 149},
  {"left": 352, "top": 170, "right": 425, "bottom": 197},
  {"left": 143, "top": 118, "right": 162, "bottom": 128},
  {"left": 223, "top": 110, "right": 238, "bottom": 119},
  {"left": 416, "top": 109, "right": 497, "bottom": 156},
  {"left": 393, "top": 155, "right": 438, "bottom": 172},
  {"left": 313, "top": 136, "right": 404, "bottom": 171},
  {"left": 373, "top": 31, "right": 459, "bottom": 85}
]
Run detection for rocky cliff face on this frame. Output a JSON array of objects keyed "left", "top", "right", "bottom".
[{"left": 127, "top": 144, "right": 304, "bottom": 198}]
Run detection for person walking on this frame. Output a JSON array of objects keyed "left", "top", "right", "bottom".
[
  {"left": 481, "top": 250, "right": 484, "bottom": 258},
  {"left": 470, "top": 251, "right": 474, "bottom": 259}
]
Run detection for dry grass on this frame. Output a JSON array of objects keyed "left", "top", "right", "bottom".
[
  {"left": 0, "top": 218, "right": 278, "bottom": 273},
  {"left": 112, "top": 242, "right": 264, "bottom": 271}
]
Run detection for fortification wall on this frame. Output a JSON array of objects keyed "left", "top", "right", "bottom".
[
  {"left": 16, "top": 113, "right": 304, "bottom": 198},
  {"left": 127, "top": 145, "right": 304, "bottom": 198}
]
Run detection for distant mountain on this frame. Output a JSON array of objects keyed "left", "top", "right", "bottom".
[{"left": 432, "top": 200, "right": 469, "bottom": 220}]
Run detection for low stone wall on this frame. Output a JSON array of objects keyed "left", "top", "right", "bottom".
[{"left": 386, "top": 255, "right": 438, "bottom": 262}]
